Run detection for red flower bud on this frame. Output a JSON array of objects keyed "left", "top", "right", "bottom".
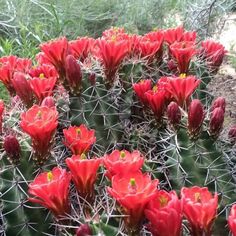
[
  {"left": 76, "top": 224, "right": 92, "bottom": 236},
  {"left": 187, "top": 99, "right": 205, "bottom": 139},
  {"left": 167, "top": 102, "right": 181, "bottom": 129},
  {"left": 3, "top": 135, "right": 21, "bottom": 165},
  {"left": 210, "top": 97, "right": 226, "bottom": 113},
  {"left": 228, "top": 125, "right": 236, "bottom": 144},
  {"left": 41, "top": 96, "right": 55, "bottom": 108},
  {"left": 65, "top": 55, "right": 82, "bottom": 95},
  {"left": 12, "top": 72, "right": 35, "bottom": 107},
  {"left": 209, "top": 107, "right": 224, "bottom": 138},
  {"left": 228, "top": 204, "right": 236, "bottom": 236},
  {"left": 0, "top": 100, "right": 4, "bottom": 134}
]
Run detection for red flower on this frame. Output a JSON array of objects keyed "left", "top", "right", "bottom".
[
  {"left": 164, "top": 26, "right": 184, "bottom": 45},
  {"left": 188, "top": 99, "right": 205, "bottom": 139},
  {"left": 170, "top": 41, "right": 196, "bottom": 74},
  {"left": 102, "top": 27, "right": 127, "bottom": 40},
  {"left": 228, "top": 125, "right": 236, "bottom": 144},
  {"left": 145, "top": 90, "right": 166, "bottom": 123},
  {"left": 200, "top": 40, "right": 227, "bottom": 72},
  {"left": 66, "top": 154, "right": 101, "bottom": 201},
  {"left": 228, "top": 204, "right": 236, "bottom": 236},
  {"left": 0, "top": 56, "right": 32, "bottom": 95},
  {"left": 103, "top": 150, "right": 144, "bottom": 179},
  {"left": 20, "top": 105, "right": 58, "bottom": 165},
  {"left": 69, "top": 37, "right": 95, "bottom": 62},
  {"left": 167, "top": 102, "right": 182, "bottom": 129},
  {"left": 29, "top": 65, "right": 58, "bottom": 103},
  {"left": 210, "top": 97, "right": 226, "bottom": 113},
  {"left": 133, "top": 79, "right": 152, "bottom": 106},
  {"left": 209, "top": 107, "right": 224, "bottom": 138},
  {"left": 182, "top": 31, "right": 197, "bottom": 42},
  {"left": 63, "top": 125, "right": 96, "bottom": 155},
  {"left": 65, "top": 55, "right": 82, "bottom": 95},
  {"left": 107, "top": 171, "right": 159, "bottom": 233},
  {"left": 145, "top": 190, "right": 182, "bottom": 236},
  {"left": 76, "top": 224, "right": 92, "bottom": 236},
  {"left": 28, "top": 167, "right": 71, "bottom": 218},
  {"left": 166, "top": 75, "right": 200, "bottom": 108},
  {"left": 40, "top": 37, "right": 69, "bottom": 77},
  {"left": 96, "top": 39, "right": 129, "bottom": 86},
  {"left": 12, "top": 72, "right": 35, "bottom": 107},
  {"left": 181, "top": 186, "right": 218, "bottom": 236},
  {"left": 0, "top": 100, "right": 4, "bottom": 134}
]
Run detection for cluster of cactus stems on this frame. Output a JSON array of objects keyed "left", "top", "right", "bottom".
[{"left": 0, "top": 26, "right": 236, "bottom": 236}]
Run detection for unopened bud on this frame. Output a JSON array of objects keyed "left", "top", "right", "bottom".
[
  {"left": 3, "top": 135, "right": 21, "bottom": 164},
  {"left": 65, "top": 55, "right": 82, "bottom": 95},
  {"left": 167, "top": 102, "right": 181, "bottom": 129},
  {"left": 209, "top": 107, "right": 224, "bottom": 138},
  {"left": 76, "top": 224, "right": 92, "bottom": 236},
  {"left": 0, "top": 100, "right": 4, "bottom": 134},
  {"left": 210, "top": 97, "right": 226, "bottom": 113},
  {"left": 188, "top": 99, "right": 205, "bottom": 139},
  {"left": 228, "top": 125, "right": 236, "bottom": 144},
  {"left": 41, "top": 96, "right": 55, "bottom": 108},
  {"left": 12, "top": 72, "right": 34, "bottom": 107}
]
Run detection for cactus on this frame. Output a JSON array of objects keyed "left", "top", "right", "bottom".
[{"left": 0, "top": 26, "right": 235, "bottom": 236}]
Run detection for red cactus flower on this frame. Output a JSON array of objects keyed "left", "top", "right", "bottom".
[
  {"left": 12, "top": 72, "right": 35, "bottom": 107},
  {"left": 107, "top": 171, "right": 159, "bottom": 233},
  {"left": 133, "top": 79, "right": 152, "bottom": 106},
  {"left": 66, "top": 154, "right": 101, "bottom": 201},
  {"left": 103, "top": 150, "right": 144, "bottom": 179},
  {"left": 182, "top": 31, "right": 197, "bottom": 42},
  {"left": 0, "top": 56, "right": 32, "bottom": 95},
  {"left": 210, "top": 97, "right": 226, "bottom": 113},
  {"left": 40, "top": 37, "right": 69, "bottom": 77},
  {"left": 65, "top": 55, "right": 82, "bottom": 94},
  {"left": 164, "top": 26, "right": 184, "bottom": 45},
  {"left": 188, "top": 99, "right": 205, "bottom": 139},
  {"left": 228, "top": 125, "right": 236, "bottom": 144},
  {"left": 145, "top": 190, "right": 182, "bottom": 236},
  {"left": 102, "top": 27, "right": 127, "bottom": 40},
  {"left": 228, "top": 204, "right": 236, "bottom": 236},
  {"left": 167, "top": 102, "right": 182, "bottom": 129},
  {"left": 209, "top": 107, "right": 224, "bottom": 138},
  {"left": 29, "top": 65, "right": 58, "bottom": 103},
  {"left": 0, "top": 100, "right": 4, "bottom": 134},
  {"left": 63, "top": 125, "right": 96, "bottom": 155},
  {"left": 96, "top": 39, "right": 129, "bottom": 86},
  {"left": 3, "top": 134, "right": 21, "bottom": 165},
  {"left": 28, "top": 167, "right": 71, "bottom": 218},
  {"left": 170, "top": 41, "right": 196, "bottom": 74},
  {"left": 166, "top": 75, "right": 201, "bottom": 108},
  {"left": 76, "top": 224, "right": 92, "bottom": 236},
  {"left": 145, "top": 90, "right": 167, "bottom": 123},
  {"left": 20, "top": 105, "right": 58, "bottom": 165},
  {"left": 181, "top": 186, "right": 218, "bottom": 236},
  {"left": 200, "top": 40, "right": 227, "bottom": 72},
  {"left": 69, "top": 37, "right": 95, "bottom": 62}
]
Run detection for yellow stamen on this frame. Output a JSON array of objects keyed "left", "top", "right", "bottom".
[
  {"left": 111, "top": 35, "right": 117, "bottom": 42},
  {"left": 47, "top": 171, "right": 53, "bottom": 182},
  {"left": 130, "top": 178, "right": 136, "bottom": 187},
  {"left": 36, "top": 111, "right": 42, "bottom": 119},
  {"left": 39, "top": 73, "right": 45, "bottom": 79},
  {"left": 179, "top": 73, "right": 187, "bottom": 79},
  {"left": 76, "top": 128, "right": 81, "bottom": 134},
  {"left": 120, "top": 151, "right": 126, "bottom": 159},
  {"left": 80, "top": 153, "right": 86, "bottom": 159},
  {"left": 152, "top": 85, "right": 158, "bottom": 92},
  {"left": 194, "top": 192, "right": 201, "bottom": 202},
  {"left": 159, "top": 195, "right": 168, "bottom": 207}
]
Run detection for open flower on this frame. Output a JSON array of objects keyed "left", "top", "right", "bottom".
[
  {"left": 228, "top": 204, "right": 236, "bottom": 236},
  {"left": 29, "top": 64, "right": 58, "bottom": 103},
  {"left": 107, "top": 171, "right": 159, "bottom": 233},
  {"left": 28, "top": 167, "right": 71, "bottom": 218},
  {"left": 133, "top": 79, "right": 152, "bottom": 106},
  {"left": 63, "top": 125, "right": 96, "bottom": 155},
  {"left": 170, "top": 41, "right": 196, "bottom": 74},
  {"left": 166, "top": 75, "right": 200, "bottom": 108},
  {"left": 181, "top": 186, "right": 218, "bottom": 236},
  {"left": 145, "top": 190, "right": 182, "bottom": 236},
  {"left": 20, "top": 105, "right": 58, "bottom": 165},
  {"left": 103, "top": 150, "right": 144, "bottom": 179},
  {"left": 0, "top": 100, "right": 4, "bottom": 134},
  {"left": 66, "top": 154, "right": 101, "bottom": 202},
  {"left": 69, "top": 37, "right": 95, "bottom": 62}
]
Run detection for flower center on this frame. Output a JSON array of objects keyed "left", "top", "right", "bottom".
[
  {"left": 120, "top": 151, "right": 126, "bottom": 159},
  {"left": 47, "top": 171, "right": 53, "bottom": 182},
  {"left": 159, "top": 195, "right": 168, "bottom": 207},
  {"left": 194, "top": 192, "right": 201, "bottom": 203},
  {"left": 128, "top": 178, "right": 137, "bottom": 193},
  {"left": 80, "top": 153, "right": 86, "bottom": 159},
  {"left": 36, "top": 111, "right": 42, "bottom": 119},
  {"left": 76, "top": 128, "right": 81, "bottom": 135},
  {"left": 152, "top": 85, "right": 158, "bottom": 93},
  {"left": 39, "top": 73, "right": 45, "bottom": 79},
  {"left": 179, "top": 73, "right": 186, "bottom": 79}
]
